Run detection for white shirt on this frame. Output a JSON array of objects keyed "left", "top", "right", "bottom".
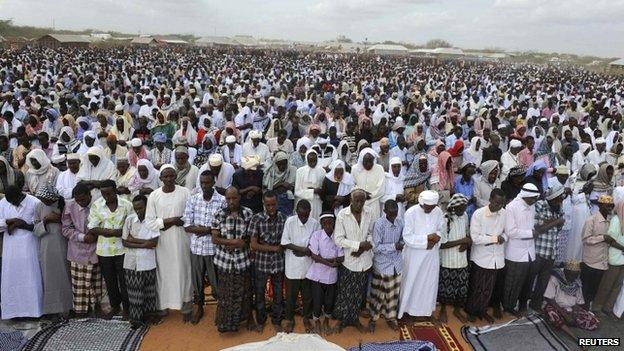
[
  {"left": 122, "top": 214, "right": 160, "bottom": 271},
  {"left": 505, "top": 197, "right": 536, "bottom": 262},
  {"left": 587, "top": 149, "right": 606, "bottom": 165},
  {"left": 470, "top": 206, "right": 507, "bottom": 269},
  {"left": 242, "top": 142, "right": 271, "bottom": 169},
  {"left": 500, "top": 150, "right": 519, "bottom": 180},
  {"left": 280, "top": 215, "right": 319, "bottom": 279},
  {"left": 55, "top": 169, "right": 78, "bottom": 200},
  {"left": 334, "top": 206, "right": 374, "bottom": 272}
]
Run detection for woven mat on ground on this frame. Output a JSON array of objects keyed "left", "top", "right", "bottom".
[
  {"left": 400, "top": 322, "right": 463, "bottom": 351},
  {"left": 555, "top": 314, "right": 624, "bottom": 351},
  {"left": 461, "top": 314, "right": 571, "bottom": 351},
  {"left": 347, "top": 340, "right": 436, "bottom": 351},
  {"left": 22, "top": 318, "right": 147, "bottom": 351},
  {"left": 0, "top": 328, "right": 28, "bottom": 351}
]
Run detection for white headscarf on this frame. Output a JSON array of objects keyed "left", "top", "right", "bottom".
[
  {"left": 26, "top": 149, "right": 52, "bottom": 176},
  {"left": 77, "top": 146, "right": 117, "bottom": 181},
  {"left": 128, "top": 159, "right": 160, "bottom": 192}
]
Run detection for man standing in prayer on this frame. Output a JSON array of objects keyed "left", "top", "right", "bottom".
[
  {"left": 249, "top": 191, "right": 287, "bottom": 333},
  {"left": 333, "top": 189, "right": 374, "bottom": 333},
  {"left": 500, "top": 139, "right": 522, "bottom": 180},
  {"left": 242, "top": 130, "right": 271, "bottom": 169},
  {"left": 352, "top": 148, "right": 385, "bottom": 220},
  {"left": 197, "top": 154, "right": 234, "bottom": 196},
  {"left": 122, "top": 195, "right": 160, "bottom": 329},
  {"left": 144, "top": 165, "right": 193, "bottom": 322},
  {"left": 368, "top": 200, "right": 403, "bottom": 332},
  {"left": 173, "top": 146, "right": 199, "bottom": 190},
  {"left": 0, "top": 185, "right": 43, "bottom": 319},
  {"left": 56, "top": 153, "right": 81, "bottom": 200},
  {"left": 526, "top": 185, "right": 566, "bottom": 311},
  {"left": 280, "top": 199, "right": 319, "bottom": 333},
  {"left": 62, "top": 183, "right": 101, "bottom": 316},
  {"left": 87, "top": 180, "right": 132, "bottom": 318},
  {"left": 465, "top": 189, "right": 507, "bottom": 322},
  {"left": 211, "top": 187, "right": 255, "bottom": 333},
  {"left": 183, "top": 171, "right": 226, "bottom": 324},
  {"left": 398, "top": 190, "right": 445, "bottom": 322},
  {"left": 581, "top": 195, "right": 616, "bottom": 310},
  {"left": 587, "top": 138, "right": 607, "bottom": 165}
]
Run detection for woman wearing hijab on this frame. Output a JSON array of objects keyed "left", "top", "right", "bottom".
[
  {"left": 431, "top": 150, "right": 454, "bottom": 209},
  {"left": 33, "top": 183, "right": 73, "bottom": 316},
  {"left": 571, "top": 143, "right": 592, "bottom": 174},
  {"left": 109, "top": 117, "right": 133, "bottom": 146},
  {"left": 534, "top": 135, "right": 557, "bottom": 172},
  {"left": 115, "top": 157, "right": 136, "bottom": 202},
  {"left": 321, "top": 160, "right": 354, "bottom": 216},
  {"left": 352, "top": 148, "right": 386, "bottom": 220},
  {"left": 525, "top": 160, "right": 549, "bottom": 195},
  {"left": 295, "top": 150, "right": 326, "bottom": 220},
  {"left": 52, "top": 126, "right": 81, "bottom": 160},
  {"left": 381, "top": 157, "right": 406, "bottom": 217},
  {"left": 336, "top": 139, "right": 354, "bottom": 169},
  {"left": 193, "top": 134, "right": 218, "bottom": 168},
  {"left": 219, "top": 121, "right": 242, "bottom": 146},
  {"left": 403, "top": 154, "right": 431, "bottom": 208},
  {"left": 447, "top": 139, "right": 464, "bottom": 173},
  {"left": 517, "top": 136, "right": 535, "bottom": 168},
  {"left": 290, "top": 136, "right": 311, "bottom": 169},
  {"left": 25, "top": 149, "right": 59, "bottom": 194},
  {"left": 128, "top": 159, "right": 160, "bottom": 197},
  {"left": 150, "top": 111, "right": 176, "bottom": 144},
  {"left": 172, "top": 117, "right": 198, "bottom": 147},
  {"left": 425, "top": 117, "right": 445, "bottom": 147},
  {"left": 76, "top": 146, "right": 117, "bottom": 200},
  {"left": 0, "top": 156, "right": 23, "bottom": 198},
  {"left": 463, "top": 136, "right": 483, "bottom": 167},
  {"left": 76, "top": 116, "right": 92, "bottom": 140},
  {"left": 263, "top": 151, "right": 297, "bottom": 216},
  {"left": 567, "top": 164, "right": 596, "bottom": 262},
  {"left": 475, "top": 160, "right": 501, "bottom": 208},
  {"left": 78, "top": 131, "right": 99, "bottom": 156},
  {"left": 590, "top": 163, "right": 614, "bottom": 213}
]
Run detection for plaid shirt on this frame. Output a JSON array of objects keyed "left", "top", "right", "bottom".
[
  {"left": 249, "top": 211, "right": 287, "bottom": 274},
  {"left": 534, "top": 200, "right": 561, "bottom": 260},
  {"left": 183, "top": 191, "right": 227, "bottom": 256},
  {"left": 211, "top": 206, "right": 254, "bottom": 272}
]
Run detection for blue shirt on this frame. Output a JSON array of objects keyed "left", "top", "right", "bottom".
[
  {"left": 454, "top": 175, "right": 476, "bottom": 220},
  {"left": 372, "top": 216, "right": 404, "bottom": 275}
]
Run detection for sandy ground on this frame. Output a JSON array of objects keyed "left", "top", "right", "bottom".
[{"left": 141, "top": 304, "right": 515, "bottom": 350}]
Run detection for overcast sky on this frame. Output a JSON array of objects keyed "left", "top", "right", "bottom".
[{"left": 1, "top": 0, "right": 623, "bottom": 57}]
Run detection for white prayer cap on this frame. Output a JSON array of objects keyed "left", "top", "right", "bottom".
[
  {"left": 160, "top": 164, "right": 176, "bottom": 173},
  {"left": 497, "top": 124, "right": 506, "bottom": 129},
  {"left": 519, "top": 183, "right": 540, "bottom": 198},
  {"left": 510, "top": 139, "right": 522, "bottom": 148},
  {"left": 130, "top": 138, "right": 142, "bottom": 147},
  {"left": 209, "top": 154, "right": 223, "bottom": 167},
  {"left": 225, "top": 135, "right": 236, "bottom": 143},
  {"left": 539, "top": 118, "right": 547, "bottom": 122},
  {"left": 595, "top": 137, "right": 606, "bottom": 144},
  {"left": 193, "top": 97, "right": 201, "bottom": 102},
  {"left": 66, "top": 153, "right": 81, "bottom": 161},
  {"left": 546, "top": 185, "right": 565, "bottom": 201},
  {"left": 467, "top": 116, "right": 475, "bottom": 121},
  {"left": 317, "top": 137, "right": 329, "bottom": 144},
  {"left": 51, "top": 155, "right": 66, "bottom": 164},
  {"left": 115, "top": 104, "right": 123, "bottom": 112},
  {"left": 241, "top": 155, "right": 260, "bottom": 170},
  {"left": 249, "top": 130, "right": 262, "bottom": 139},
  {"left": 418, "top": 190, "right": 439, "bottom": 206},
  {"left": 390, "top": 157, "right": 402, "bottom": 166}
]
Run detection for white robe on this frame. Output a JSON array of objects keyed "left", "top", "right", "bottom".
[
  {"left": 566, "top": 190, "right": 591, "bottom": 262},
  {"left": 295, "top": 166, "right": 326, "bottom": 221},
  {"left": 398, "top": 204, "right": 445, "bottom": 318},
  {"left": 145, "top": 186, "right": 192, "bottom": 310},
  {"left": 55, "top": 169, "right": 79, "bottom": 200},
  {"left": 381, "top": 172, "right": 405, "bottom": 217},
  {"left": 352, "top": 164, "right": 385, "bottom": 221},
  {"left": 0, "top": 194, "right": 43, "bottom": 319}
]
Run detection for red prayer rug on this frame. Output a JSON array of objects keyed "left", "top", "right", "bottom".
[{"left": 400, "top": 322, "right": 464, "bottom": 351}]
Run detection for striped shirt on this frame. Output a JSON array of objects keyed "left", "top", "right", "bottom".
[
  {"left": 372, "top": 216, "right": 403, "bottom": 275},
  {"left": 440, "top": 213, "right": 469, "bottom": 269}
]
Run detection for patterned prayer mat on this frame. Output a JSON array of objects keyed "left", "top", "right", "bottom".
[
  {"left": 347, "top": 340, "right": 436, "bottom": 351},
  {"left": 461, "top": 314, "right": 571, "bottom": 351},
  {"left": 400, "top": 322, "right": 464, "bottom": 351},
  {"left": 22, "top": 318, "right": 147, "bottom": 351},
  {"left": 0, "top": 328, "right": 28, "bottom": 351}
]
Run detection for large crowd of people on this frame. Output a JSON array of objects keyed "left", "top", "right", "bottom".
[{"left": 1, "top": 45, "right": 624, "bottom": 342}]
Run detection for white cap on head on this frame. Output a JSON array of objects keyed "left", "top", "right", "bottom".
[
  {"left": 115, "top": 104, "right": 123, "bottom": 112},
  {"left": 130, "top": 138, "right": 142, "bottom": 147},
  {"left": 418, "top": 190, "right": 439, "bottom": 206},
  {"left": 595, "top": 137, "right": 606, "bottom": 144},
  {"left": 390, "top": 157, "right": 402, "bottom": 166},
  {"left": 225, "top": 135, "right": 236, "bottom": 143},
  {"left": 209, "top": 154, "right": 223, "bottom": 167},
  {"left": 510, "top": 139, "right": 522, "bottom": 148},
  {"left": 519, "top": 183, "right": 540, "bottom": 198}
]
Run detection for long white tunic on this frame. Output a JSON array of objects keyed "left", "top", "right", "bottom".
[
  {"left": 353, "top": 164, "right": 385, "bottom": 221},
  {"left": 398, "top": 204, "right": 445, "bottom": 318},
  {"left": 145, "top": 186, "right": 192, "bottom": 310},
  {"left": 381, "top": 173, "right": 405, "bottom": 218},
  {"left": 0, "top": 195, "right": 43, "bottom": 319},
  {"left": 295, "top": 166, "right": 326, "bottom": 221}
]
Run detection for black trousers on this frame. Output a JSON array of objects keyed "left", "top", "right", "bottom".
[
  {"left": 190, "top": 254, "right": 219, "bottom": 304},
  {"left": 526, "top": 255, "right": 554, "bottom": 310},
  {"left": 98, "top": 255, "right": 128, "bottom": 310},
  {"left": 285, "top": 278, "right": 312, "bottom": 321},
  {"left": 502, "top": 259, "right": 531, "bottom": 312},
  {"left": 311, "top": 281, "right": 336, "bottom": 319},
  {"left": 580, "top": 262, "right": 606, "bottom": 308},
  {"left": 254, "top": 270, "right": 284, "bottom": 325}
]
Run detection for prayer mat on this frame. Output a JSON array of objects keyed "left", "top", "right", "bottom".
[
  {"left": 462, "top": 314, "right": 571, "bottom": 351},
  {"left": 400, "top": 322, "right": 463, "bottom": 351},
  {"left": 0, "top": 328, "right": 28, "bottom": 351},
  {"left": 555, "top": 313, "right": 624, "bottom": 351},
  {"left": 22, "top": 318, "right": 147, "bottom": 351},
  {"left": 347, "top": 340, "right": 436, "bottom": 351}
]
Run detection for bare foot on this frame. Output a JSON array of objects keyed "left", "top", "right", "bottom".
[
  {"left": 386, "top": 319, "right": 399, "bottom": 331},
  {"left": 493, "top": 306, "right": 502, "bottom": 319},
  {"left": 284, "top": 320, "right": 294, "bottom": 333},
  {"left": 313, "top": 320, "right": 321, "bottom": 334},
  {"left": 483, "top": 311, "right": 495, "bottom": 324},
  {"left": 255, "top": 323, "right": 264, "bottom": 333},
  {"left": 303, "top": 318, "right": 313, "bottom": 333},
  {"left": 453, "top": 307, "right": 467, "bottom": 323},
  {"left": 353, "top": 320, "right": 368, "bottom": 333},
  {"left": 272, "top": 323, "right": 282, "bottom": 333},
  {"left": 367, "top": 320, "right": 376, "bottom": 333}
]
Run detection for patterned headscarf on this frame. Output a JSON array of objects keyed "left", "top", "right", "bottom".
[{"left": 35, "top": 182, "right": 60, "bottom": 202}]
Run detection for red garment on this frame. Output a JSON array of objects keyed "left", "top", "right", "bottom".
[
  {"left": 127, "top": 146, "right": 148, "bottom": 168},
  {"left": 447, "top": 140, "right": 464, "bottom": 157}
]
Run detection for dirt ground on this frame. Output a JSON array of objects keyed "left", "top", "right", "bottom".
[{"left": 141, "top": 304, "right": 515, "bottom": 350}]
